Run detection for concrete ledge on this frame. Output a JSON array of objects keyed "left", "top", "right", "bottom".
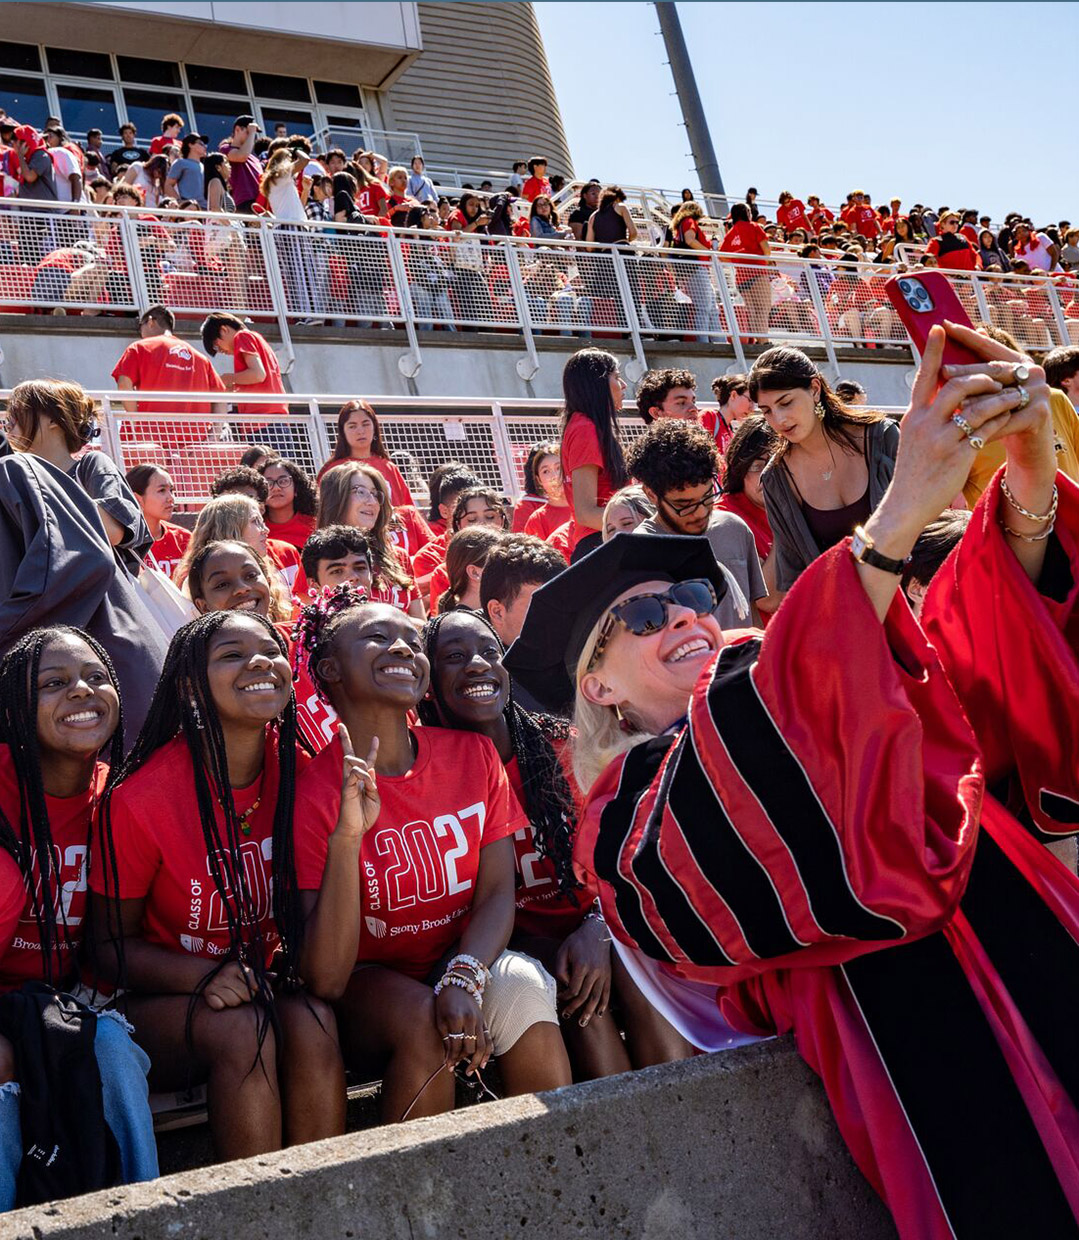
[{"left": 6, "top": 1037, "right": 896, "bottom": 1240}]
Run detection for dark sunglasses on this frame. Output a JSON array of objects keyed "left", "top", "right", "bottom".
[{"left": 587, "top": 578, "right": 717, "bottom": 671}]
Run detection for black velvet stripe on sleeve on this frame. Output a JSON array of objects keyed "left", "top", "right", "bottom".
[
  {"left": 843, "top": 935, "right": 1079, "bottom": 1239},
  {"left": 959, "top": 828, "right": 1079, "bottom": 1112},
  {"left": 708, "top": 639, "right": 907, "bottom": 944},
  {"left": 1039, "top": 789, "right": 1079, "bottom": 828}
]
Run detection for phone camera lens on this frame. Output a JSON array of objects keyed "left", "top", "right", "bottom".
[{"left": 898, "top": 280, "right": 912, "bottom": 295}]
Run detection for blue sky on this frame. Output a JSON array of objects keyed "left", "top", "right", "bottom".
[{"left": 534, "top": 1, "right": 1078, "bottom": 224}]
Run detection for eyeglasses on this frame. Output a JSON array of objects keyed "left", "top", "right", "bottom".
[
  {"left": 661, "top": 482, "right": 721, "bottom": 518},
  {"left": 746, "top": 460, "right": 768, "bottom": 475},
  {"left": 350, "top": 485, "right": 380, "bottom": 503},
  {"left": 587, "top": 578, "right": 717, "bottom": 671},
  {"left": 265, "top": 475, "right": 293, "bottom": 489}
]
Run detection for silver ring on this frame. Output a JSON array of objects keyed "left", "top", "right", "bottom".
[
  {"left": 969, "top": 435, "right": 985, "bottom": 451},
  {"left": 952, "top": 413, "right": 975, "bottom": 438},
  {"left": 1012, "top": 363, "right": 1031, "bottom": 384},
  {"left": 1015, "top": 385, "right": 1030, "bottom": 410},
  {"left": 444, "top": 1032, "right": 466, "bottom": 1040}
]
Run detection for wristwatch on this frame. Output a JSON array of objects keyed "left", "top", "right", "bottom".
[{"left": 850, "top": 525, "right": 910, "bottom": 575}]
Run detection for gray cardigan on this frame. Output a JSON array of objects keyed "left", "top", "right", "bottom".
[{"left": 761, "top": 418, "right": 900, "bottom": 592}]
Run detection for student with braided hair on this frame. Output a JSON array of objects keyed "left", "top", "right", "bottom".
[
  {"left": 419, "top": 610, "right": 692, "bottom": 1080},
  {"left": 88, "top": 612, "right": 346, "bottom": 1162},
  {"left": 292, "top": 588, "right": 570, "bottom": 1123},
  {"left": 0, "top": 627, "right": 157, "bottom": 1207}
]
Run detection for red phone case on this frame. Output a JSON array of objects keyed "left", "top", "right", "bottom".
[{"left": 885, "top": 271, "right": 982, "bottom": 366}]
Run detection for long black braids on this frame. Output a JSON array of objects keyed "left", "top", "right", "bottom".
[
  {"left": 418, "top": 611, "right": 581, "bottom": 893},
  {"left": 98, "top": 611, "right": 304, "bottom": 1054},
  {"left": 0, "top": 626, "right": 125, "bottom": 991}
]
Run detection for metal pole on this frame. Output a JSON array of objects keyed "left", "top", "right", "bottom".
[{"left": 654, "top": 2, "right": 726, "bottom": 217}]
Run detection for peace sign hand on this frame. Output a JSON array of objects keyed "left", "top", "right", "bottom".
[{"left": 335, "top": 723, "right": 380, "bottom": 843}]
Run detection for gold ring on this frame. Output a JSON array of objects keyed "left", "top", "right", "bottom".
[{"left": 969, "top": 435, "right": 985, "bottom": 451}]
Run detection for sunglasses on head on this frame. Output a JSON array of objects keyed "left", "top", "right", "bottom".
[{"left": 587, "top": 578, "right": 717, "bottom": 671}]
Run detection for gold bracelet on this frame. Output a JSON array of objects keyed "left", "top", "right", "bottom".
[
  {"left": 1001, "top": 520, "right": 1055, "bottom": 542},
  {"left": 1000, "top": 475, "right": 1057, "bottom": 524}
]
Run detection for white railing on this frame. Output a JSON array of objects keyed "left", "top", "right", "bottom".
[
  {"left": 0, "top": 199, "right": 1074, "bottom": 388},
  {"left": 311, "top": 127, "right": 422, "bottom": 166}
]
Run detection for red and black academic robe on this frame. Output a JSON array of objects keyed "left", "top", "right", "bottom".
[{"left": 575, "top": 479, "right": 1079, "bottom": 1239}]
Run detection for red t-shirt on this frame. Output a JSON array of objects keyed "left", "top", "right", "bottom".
[
  {"left": 561, "top": 412, "right": 616, "bottom": 552},
  {"left": 808, "top": 205, "right": 835, "bottom": 234},
  {"left": 853, "top": 205, "right": 882, "bottom": 239},
  {"left": 412, "top": 533, "right": 446, "bottom": 579},
  {"left": 390, "top": 505, "right": 434, "bottom": 558},
  {"left": 275, "top": 624, "right": 337, "bottom": 755},
  {"left": 267, "top": 538, "right": 308, "bottom": 600},
  {"left": 111, "top": 334, "right": 225, "bottom": 443},
  {"left": 294, "top": 729, "right": 524, "bottom": 979},
  {"left": 0, "top": 747, "right": 105, "bottom": 992},
  {"left": 505, "top": 753, "right": 591, "bottom": 940},
  {"left": 522, "top": 175, "right": 551, "bottom": 203},
  {"left": 719, "top": 222, "right": 768, "bottom": 279},
  {"left": 317, "top": 455, "right": 413, "bottom": 508},
  {"left": 149, "top": 135, "right": 175, "bottom": 156},
  {"left": 145, "top": 519, "right": 191, "bottom": 578},
  {"left": 700, "top": 409, "right": 733, "bottom": 456},
  {"left": 776, "top": 200, "right": 809, "bottom": 235},
  {"left": 675, "top": 217, "right": 712, "bottom": 261},
  {"left": 429, "top": 562, "right": 450, "bottom": 613},
  {"left": 232, "top": 329, "right": 288, "bottom": 417},
  {"left": 523, "top": 501, "right": 571, "bottom": 541},
  {"left": 546, "top": 521, "right": 571, "bottom": 565},
  {"left": 512, "top": 495, "right": 545, "bottom": 533},
  {"left": 717, "top": 491, "right": 773, "bottom": 561},
  {"left": 356, "top": 182, "right": 389, "bottom": 218},
  {"left": 91, "top": 733, "right": 304, "bottom": 962},
  {"left": 265, "top": 511, "right": 316, "bottom": 551}
]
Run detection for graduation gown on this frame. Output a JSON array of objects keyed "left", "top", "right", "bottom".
[
  {"left": 575, "top": 472, "right": 1079, "bottom": 1239},
  {"left": 0, "top": 454, "right": 167, "bottom": 746}
]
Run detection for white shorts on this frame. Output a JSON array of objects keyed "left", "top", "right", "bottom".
[{"left": 484, "top": 949, "right": 559, "bottom": 1056}]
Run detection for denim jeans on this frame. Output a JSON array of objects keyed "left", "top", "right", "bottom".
[
  {"left": 683, "top": 263, "right": 722, "bottom": 336},
  {"left": 0, "top": 1009, "right": 158, "bottom": 1211}
]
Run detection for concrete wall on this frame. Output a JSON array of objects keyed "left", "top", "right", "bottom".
[
  {"left": 0, "top": 317, "right": 917, "bottom": 407},
  {"left": 6, "top": 1039, "right": 897, "bottom": 1240}
]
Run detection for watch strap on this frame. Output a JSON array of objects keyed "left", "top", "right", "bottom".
[{"left": 851, "top": 525, "right": 909, "bottom": 575}]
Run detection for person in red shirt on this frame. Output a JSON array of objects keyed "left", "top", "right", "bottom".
[
  {"left": 851, "top": 191, "right": 883, "bottom": 240},
  {"left": 559, "top": 349, "right": 631, "bottom": 558},
  {"left": 411, "top": 470, "right": 478, "bottom": 599},
  {"left": 0, "top": 626, "right": 159, "bottom": 1202},
  {"left": 776, "top": 191, "right": 810, "bottom": 236},
  {"left": 258, "top": 456, "right": 317, "bottom": 550},
  {"left": 703, "top": 372, "right": 754, "bottom": 455},
  {"left": 113, "top": 305, "right": 226, "bottom": 445},
  {"left": 806, "top": 195, "right": 835, "bottom": 235},
  {"left": 200, "top": 312, "right": 289, "bottom": 442},
  {"left": 719, "top": 201, "right": 772, "bottom": 338},
  {"left": 424, "top": 466, "right": 480, "bottom": 538},
  {"left": 149, "top": 112, "right": 183, "bottom": 157},
  {"left": 299, "top": 525, "right": 374, "bottom": 601},
  {"left": 926, "top": 212, "right": 982, "bottom": 272},
  {"left": 316, "top": 464, "right": 424, "bottom": 618},
  {"left": 420, "top": 609, "right": 692, "bottom": 1079},
  {"left": 521, "top": 156, "right": 551, "bottom": 203},
  {"left": 515, "top": 441, "right": 571, "bottom": 539},
  {"left": 715, "top": 414, "right": 778, "bottom": 622},
  {"left": 316, "top": 400, "right": 413, "bottom": 506},
  {"left": 290, "top": 590, "right": 570, "bottom": 1121},
  {"left": 126, "top": 463, "right": 191, "bottom": 578},
  {"left": 89, "top": 611, "right": 347, "bottom": 1163}
]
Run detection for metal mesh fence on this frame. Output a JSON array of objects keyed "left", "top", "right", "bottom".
[
  {"left": 399, "top": 233, "right": 519, "bottom": 330},
  {"left": 977, "top": 271, "right": 1067, "bottom": 352},
  {"left": 628, "top": 252, "right": 729, "bottom": 340},
  {"left": 0, "top": 204, "right": 137, "bottom": 312},
  {"left": 285, "top": 224, "right": 400, "bottom": 324}
]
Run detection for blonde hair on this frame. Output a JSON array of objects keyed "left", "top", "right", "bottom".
[
  {"left": 388, "top": 165, "right": 408, "bottom": 192},
  {"left": 571, "top": 611, "right": 655, "bottom": 792},
  {"left": 175, "top": 494, "right": 291, "bottom": 620},
  {"left": 8, "top": 379, "right": 97, "bottom": 453},
  {"left": 259, "top": 148, "right": 294, "bottom": 195},
  {"left": 601, "top": 485, "right": 655, "bottom": 541}
]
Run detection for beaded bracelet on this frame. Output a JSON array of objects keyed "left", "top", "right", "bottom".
[
  {"left": 447, "top": 953, "right": 488, "bottom": 986},
  {"left": 1000, "top": 476, "right": 1058, "bottom": 524},
  {"left": 434, "top": 973, "right": 484, "bottom": 1008},
  {"left": 446, "top": 967, "right": 486, "bottom": 996}
]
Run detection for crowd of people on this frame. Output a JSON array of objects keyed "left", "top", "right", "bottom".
[
  {"left": 1, "top": 300, "right": 1079, "bottom": 1234},
  {"left": 0, "top": 107, "right": 1076, "bottom": 351}
]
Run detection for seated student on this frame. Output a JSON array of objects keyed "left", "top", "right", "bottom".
[
  {"left": 257, "top": 457, "right": 318, "bottom": 551},
  {"left": 186, "top": 540, "right": 335, "bottom": 753},
  {"left": 89, "top": 611, "right": 346, "bottom": 1163},
  {"left": 715, "top": 415, "right": 781, "bottom": 615},
  {"left": 209, "top": 466, "right": 308, "bottom": 589},
  {"left": 424, "top": 465, "right": 479, "bottom": 538},
  {"left": 174, "top": 494, "right": 307, "bottom": 608},
  {"left": 419, "top": 610, "right": 693, "bottom": 1080},
  {"left": 291, "top": 591, "right": 572, "bottom": 1123},
  {"left": 435, "top": 527, "right": 504, "bottom": 614},
  {"left": 317, "top": 465, "right": 424, "bottom": 619},
  {"left": 126, "top": 464, "right": 191, "bottom": 578},
  {"left": 626, "top": 421, "right": 769, "bottom": 624},
  {"left": 299, "top": 525, "right": 374, "bottom": 602},
  {"left": 601, "top": 487, "right": 655, "bottom": 541},
  {"left": 703, "top": 373, "right": 753, "bottom": 454},
  {"left": 316, "top": 401, "right": 412, "bottom": 505},
  {"left": 634, "top": 368, "right": 701, "bottom": 425},
  {"left": 514, "top": 443, "right": 571, "bottom": 539},
  {"left": 414, "top": 471, "right": 482, "bottom": 604},
  {"left": 428, "top": 488, "right": 511, "bottom": 611},
  {"left": 0, "top": 627, "right": 158, "bottom": 1209}
]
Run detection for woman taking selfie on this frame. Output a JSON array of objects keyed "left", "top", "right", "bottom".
[
  {"left": 506, "top": 323, "right": 1079, "bottom": 1240},
  {"left": 291, "top": 590, "right": 571, "bottom": 1122},
  {"left": 90, "top": 611, "right": 346, "bottom": 1163},
  {"left": 559, "top": 349, "right": 631, "bottom": 559},
  {"left": 0, "top": 627, "right": 157, "bottom": 1207},
  {"left": 753, "top": 346, "right": 898, "bottom": 590},
  {"left": 420, "top": 609, "right": 692, "bottom": 1080}
]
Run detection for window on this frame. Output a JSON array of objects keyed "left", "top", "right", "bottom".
[
  {"left": 314, "top": 81, "right": 362, "bottom": 109},
  {"left": 0, "top": 74, "right": 48, "bottom": 128},
  {"left": 123, "top": 89, "right": 188, "bottom": 140},
  {"left": 250, "top": 73, "right": 310, "bottom": 103},
  {"left": 46, "top": 47, "right": 112, "bottom": 79},
  {"left": 260, "top": 106, "right": 314, "bottom": 137},
  {"left": 192, "top": 96, "right": 251, "bottom": 146},
  {"left": 0, "top": 42, "right": 41, "bottom": 73},
  {"left": 184, "top": 64, "right": 246, "bottom": 95},
  {"left": 117, "top": 56, "right": 182, "bottom": 88},
  {"left": 56, "top": 85, "right": 119, "bottom": 138}
]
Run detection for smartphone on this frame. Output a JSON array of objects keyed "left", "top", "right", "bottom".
[{"left": 885, "top": 271, "right": 982, "bottom": 366}]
